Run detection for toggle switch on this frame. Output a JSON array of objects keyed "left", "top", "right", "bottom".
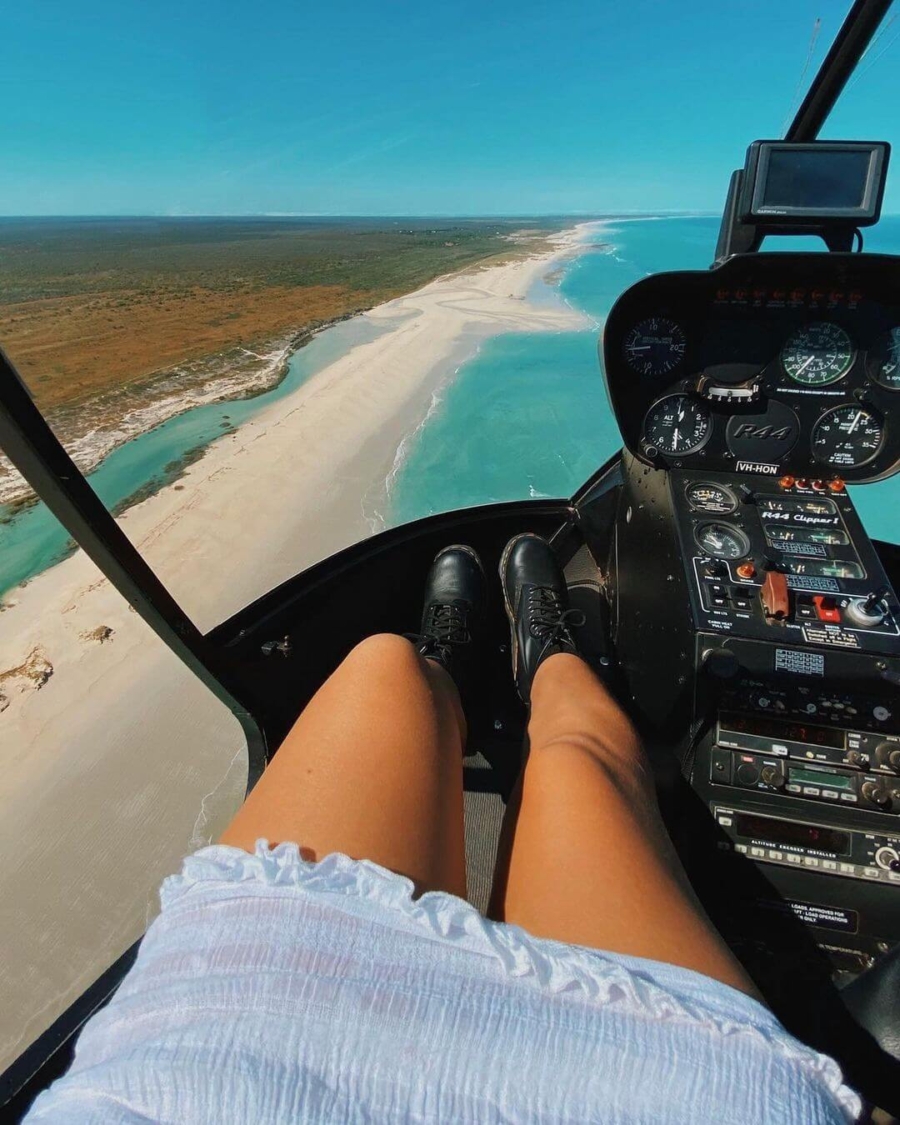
[
  {"left": 761, "top": 569, "right": 790, "bottom": 621},
  {"left": 813, "top": 595, "right": 841, "bottom": 624}
]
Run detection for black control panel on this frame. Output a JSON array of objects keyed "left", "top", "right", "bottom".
[
  {"left": 600, "top": 253, "right": 900, "bottom": 968},
  {"left": 601, "top": 254, "right": 900, "bottom": 484},
  {"left": 673, "top": 470, "right": 900, "bottom": 658},
  {"left": 712, "top": 805, "right": 900, "bottom": 885}
]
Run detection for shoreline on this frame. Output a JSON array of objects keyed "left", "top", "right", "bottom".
[{"left": 0, "top": 220, "right": 595, "bottom": 1071}]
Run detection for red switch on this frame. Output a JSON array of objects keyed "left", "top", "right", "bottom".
[
  {"left": 761, "top": 570, "right": 790, "bottom": 620},
  {"left": 813, "top": 595, "right": 841, "bottom": 623}
]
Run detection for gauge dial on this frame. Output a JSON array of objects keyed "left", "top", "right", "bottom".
[
  {"left": 781, "top": 322, "right": 854, "bottom": 386},
  {"left": 812, "top": 404, "right": 884, "bottom": 468},
  {"left": 867, "top": 328, "right": 900, "bottom": 390},
  {"left": 642, "top": 395, "right": 710, "bottom": 456},
  {"left": 685, "top": 482, "right": 737, "bottom": 514},
  {"left": 695, "top": 523, "right": 750, "bottom": 560},
  {"left": 623, "top": 317, "right": 686, "bottom": 375}
]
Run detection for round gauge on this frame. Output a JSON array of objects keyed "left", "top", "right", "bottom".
[
  {"left": 695, "top": 522, "right": 751, "bottom": 560},
  {"left": 867, "top": 328, "right": 900, "bottom": 390},
  {"left": 642, "top": 395, "right": 711, "bottom": 456},
  {"left": 811, "top": 404, "right": 884, "bottom": 468},
  {"left": 781, "top": 322, "right": 854, "bottom": 386},
  {"left": 685, "top": 482, "right": 737, "bottom": 514},
  {"left": 623, "top": 317, "right": 686, "bottom": 376}
]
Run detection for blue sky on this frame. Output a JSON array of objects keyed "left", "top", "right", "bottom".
[{"left": 4, "top": 0, "right": 900, "bottom": 215}]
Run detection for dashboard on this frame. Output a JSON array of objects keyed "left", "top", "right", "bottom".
[{"left": 601, "top": 253, "right": 900, "bottom": 484}]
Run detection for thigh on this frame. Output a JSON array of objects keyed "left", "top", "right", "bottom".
[
  {"left": 220, "top": 634, "right": 468, "bottom": 898},
  {"left": 490, "top": 658, "right": 758, "bottom": 997}
]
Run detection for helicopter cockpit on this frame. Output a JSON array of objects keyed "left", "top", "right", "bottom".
[{"left": 2, "top": 0, "right": 900, "bottom": 1117}]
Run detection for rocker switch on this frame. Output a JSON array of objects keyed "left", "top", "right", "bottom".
[{"left": 813, "top": 595, "right": 841, "bottom": 624}]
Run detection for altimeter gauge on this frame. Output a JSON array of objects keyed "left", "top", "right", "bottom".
[
  {"left": 642, "top": 395, "right": 711, "bottom": 456},
  {"left": 623, "top": 317, "right": 687, "bottom": 375},
  {"left": 781, "top": 322, "right": 854, "bottom": 386},
  {"left": 867, "top": 328, "right": 900, "bottom": 390},
  {"left": 811, "top": 404, "right": 884, "bottom": 468}
]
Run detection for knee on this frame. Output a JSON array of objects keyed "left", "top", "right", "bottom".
[{"left": 343, "top": 633, "right": 424, "bottom": 677}]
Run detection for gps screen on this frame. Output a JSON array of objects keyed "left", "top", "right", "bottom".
[{"left": 761, "top": 149, "right": 871, "bottom": 210}]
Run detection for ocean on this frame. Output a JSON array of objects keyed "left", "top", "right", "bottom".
[
  {"left": 1, "top": 215, "right": 899, "bottom": 597},
  {"left": 390, "top": 216, "right": 900, "bottom": 545}
]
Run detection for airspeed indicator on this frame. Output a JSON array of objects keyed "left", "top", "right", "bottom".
[{"left": 781, "top": 322, "right": 854, "bottom": 386}]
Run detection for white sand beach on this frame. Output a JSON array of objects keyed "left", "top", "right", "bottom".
[{"left": 0, "top": 224, "right": 595, "bottom": 1069}]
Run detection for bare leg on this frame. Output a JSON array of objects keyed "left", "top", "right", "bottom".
[
  {"left": 490, "top": 653, "right": 758, "bottom": 997},
  {"left": 221, "top": 634, "right": 467, "bottom": 898}
]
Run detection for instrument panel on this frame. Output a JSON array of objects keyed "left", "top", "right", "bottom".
[{"left": 601, "top": 254, "right": 900, "bottom": 483}]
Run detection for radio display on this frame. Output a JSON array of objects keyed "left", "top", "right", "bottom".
[
  {"left": 789, "top": 767, "right": 854, "bottom": 791},
  {"left": 734, "top": 812, "right": 851, "bottom": 856},
  {"left": 719, "top": 712, "right": 844, "bottom": 749}
]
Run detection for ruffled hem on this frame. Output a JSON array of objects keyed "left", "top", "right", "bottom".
[{"left": 162, "top": 840, "right": 859, "bottom": 1120}]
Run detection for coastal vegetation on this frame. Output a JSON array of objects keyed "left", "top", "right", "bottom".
[{"left": 0, "top": 217, "right": 565, "bottom": 413}]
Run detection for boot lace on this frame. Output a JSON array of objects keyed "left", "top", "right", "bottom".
[
  {"left": 528, "top": 587, "right": 585, "bottom": 651},
  {"left": 406, "top": 602, "right": 469, "bottom": 664}
]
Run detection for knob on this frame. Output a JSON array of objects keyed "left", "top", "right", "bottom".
[
  {"left": 702, "top": 647, "right": 740, "bottom": 679},
  {"left": 875, "top": 847, "right": 900, "bottom": 871},
  {"left": 861, "top": 780, "right": 891, "bottom": 808},
  {"left": 846, "top": 750, "right": 864, "bottom": 766},
  {"left": 737, "top": 762, "right": 760, "bottom": 785},
  {"left": 760, "top": 765, "right": 785, "bottom": 789},
  {"left": 738, "top": 485, "right": 756, "bottom": 505},
  {"left": 875, "top": 742, "right": 900, "bottom": 771},
  {"left": 845, "top": 596, "right": 885, "bottom": 628},
  {"left": 704, "top": 560, "right": 727, "bottom": 578}
]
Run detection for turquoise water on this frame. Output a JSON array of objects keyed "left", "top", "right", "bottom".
[
  {"left": 391, "top": 216, "right": 900, "bottom": 546},
  {"left": 3, "top": 216, "right": 900, "bottom": 597},
  {"left": 0, "top": 316, "right": 391, "bottom": 594}
]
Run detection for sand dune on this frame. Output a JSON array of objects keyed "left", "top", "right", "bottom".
[{"left": 0, "top": 224, "right": 593, "bottom": 1070}]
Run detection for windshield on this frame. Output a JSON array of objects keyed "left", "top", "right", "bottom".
[{"left": 2, "top": 0, "right": 900, "bottom": 1080}]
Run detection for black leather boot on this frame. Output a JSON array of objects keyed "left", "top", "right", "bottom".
[
  {"left": 500, "top": 533, "right": 584, "bottom": 703},
  {"left": 411, "top": 544, "right": 486, "bottom": 689}
]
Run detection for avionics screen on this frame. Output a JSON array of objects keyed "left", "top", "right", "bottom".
[
  {"left": 734, "top": 813, "right": 851, "bottom": 856},
  {"left": 761, "top": 149, "right": 871, "bottom": 210},
  {"left": 719, "top": 712, "right": 844, "bottom": 749},
  {"left": 789, "top": 767, "right": 854, "bottom": 791}
]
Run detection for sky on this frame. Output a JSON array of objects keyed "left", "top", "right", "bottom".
[{"left": 3, "top": 0, "right": 900, "bottom": 216}]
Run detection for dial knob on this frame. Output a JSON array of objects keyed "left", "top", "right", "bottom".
[
  {"left": 875, "top": 742, "right": 900, "bottom": 771},
  {"left": 737, "top": 763, "right": 760, "bottom": 786},
  {"left": 861, "top": 780, "right": 891, "bottom": 808},
  {"left": 760, "top": 765, "right": 785, "bottom": 789},
  {"left": 875, "top": 847, "right": 900, "bottom": 871},
  {"left": 846, "top": 750, "right": 864, "bottom": 767}
]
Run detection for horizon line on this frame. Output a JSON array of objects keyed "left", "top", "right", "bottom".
[{"left": 0, "top": 210, "right": 720, "bottom": 221}]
